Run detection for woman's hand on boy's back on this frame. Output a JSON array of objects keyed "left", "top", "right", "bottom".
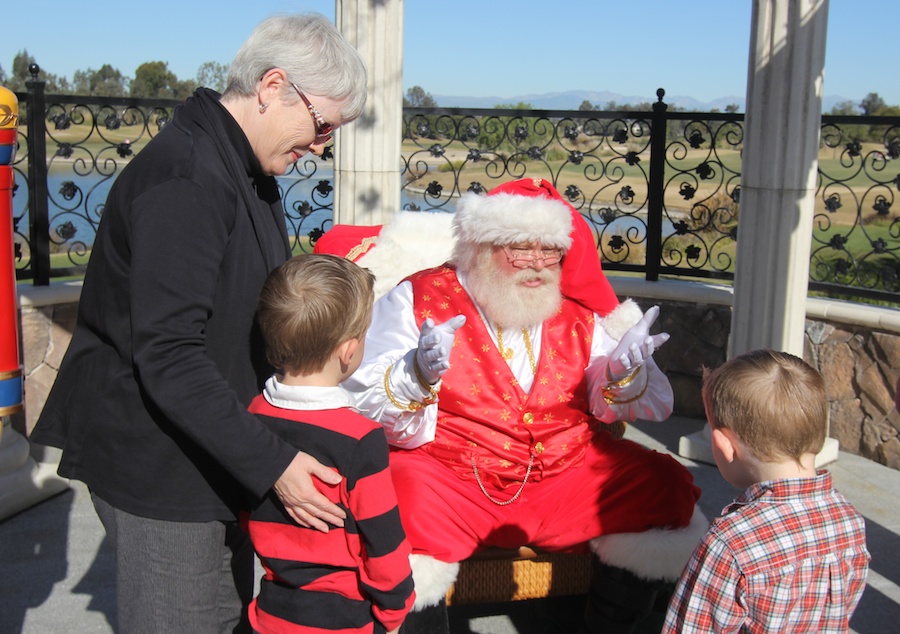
[{"left": 273, "top": 451, "right": 346, "bottom": 532}]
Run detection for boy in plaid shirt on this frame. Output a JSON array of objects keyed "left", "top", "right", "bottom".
[{"left": 664, "top": 349, "right": 870, "bottom": 633}]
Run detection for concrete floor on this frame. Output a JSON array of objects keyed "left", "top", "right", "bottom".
[{"left": 2, "top": 416, "right": 899, "bottom": 633}]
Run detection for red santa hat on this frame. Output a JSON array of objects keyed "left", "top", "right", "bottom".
[{"left": 454, "top": 177, "right": 622, "bottom": 317}]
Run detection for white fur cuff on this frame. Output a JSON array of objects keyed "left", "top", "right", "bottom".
[{"left": 599, "top": 298, "right": 644, "bottom": 341}]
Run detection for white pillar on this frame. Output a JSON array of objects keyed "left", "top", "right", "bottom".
[
  {"left": 334, "top": 0, "right": 404, "bottom": 225},
  {"left": 730, "top": 0, "right": 828, "bottom": 357},
  {"left": 679, "top": 0, "right": 838, "bottom": 466}
]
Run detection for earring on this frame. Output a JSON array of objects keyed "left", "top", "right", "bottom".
[{"left": 259, "top": 103, "right": 269, "bottom": 114}]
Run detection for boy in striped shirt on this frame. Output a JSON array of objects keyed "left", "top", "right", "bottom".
[
  {"left": 664, "top": 349, "right": 869, "bottom": 633},
  {"left": 245, "top": 254, "right": 414, "bottom": 633}
]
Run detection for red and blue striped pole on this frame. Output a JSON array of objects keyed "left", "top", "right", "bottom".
[{"left": 0, "top": 85, "right": 22, "bottom": 420}]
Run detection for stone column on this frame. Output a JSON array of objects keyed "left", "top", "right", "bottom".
[
  {"left": 334, "top": 0, "right": 404, "bottom": 226},
  {"left": 731, "top": 0, "right": 828, "bottom": 357},
  {"left": 678, "top": 0, "right": 838, "bottom": 465}
]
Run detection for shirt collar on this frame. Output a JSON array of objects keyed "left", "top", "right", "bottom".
[
  {"left": 723, "top": 470, "right": 833, "bottom": 515},
  {"left": 263, "top": 375, "right": 357, "bottom": 411}
]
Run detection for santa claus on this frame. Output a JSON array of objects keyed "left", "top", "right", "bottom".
[{"left": 320, "top": 177, "right": 706, "bottom": 633}]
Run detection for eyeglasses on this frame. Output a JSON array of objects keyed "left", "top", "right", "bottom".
[
  {"left": 502, "top": 245, "right": 563, "bottom": 268},
  {"left": 290, "top": 83, "right": 334, "bottom": 138}
]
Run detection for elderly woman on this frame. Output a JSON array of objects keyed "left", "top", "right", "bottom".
[{"left": 31, "top": 13, "right": 367, "bottom": 634}]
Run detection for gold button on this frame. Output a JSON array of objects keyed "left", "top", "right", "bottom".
[
  {"left": 523, "top": 412, "right": 534, "bottom": 425},
  {"left": 534, "top": 442, "right": 544, "bottom": 454}
]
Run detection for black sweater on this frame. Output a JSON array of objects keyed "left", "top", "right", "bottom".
[{"left": 32, "top": 88, "right": 297, "bottom": 521}]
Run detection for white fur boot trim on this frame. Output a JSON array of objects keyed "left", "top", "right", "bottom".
[
  {"left": 588, "top": 504, "right": 709, "bottom": 582},
  {"left": 599, "top": 299, "right": 644, "bottom": 341},
  {"left": 409, "top": 554, "right": 460, "bottom": 610}
]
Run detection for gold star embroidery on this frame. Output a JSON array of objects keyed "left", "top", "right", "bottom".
[
  {"left": 423, "top": 294, "right": 431, "bottom": 302},
  {"left": 499, "top": 410, "right": 510, "bottom": 421},
  {"left": 510, "top": 378, "right": 520, "bottom": 388},
  {"left": 503, "top": 441, "right": 512, "bottom": 451},
  {"left": 502, "top": 393, "right": 511, "bottom": 402},
  {"left": 537, "top": 397, "right": 546, "bottom": 406},
  {"left": 556, "top": 373, "right": 563, "bottom": 381},
  {"left": 433, "top": 280, "right": 442, "bottom": 287},
  {"left": 539, "top": 377, "right": 549, "bottom": 385},
  {"left": 547, "top": 348, "right": 557, "bottom": 359},
  {"left": 453, "top": 285, "right": 463, "bottom": 293},
  {"left": 469, "top": 384, "right": 482, "bottom": 396},
  {"left": 571, "top": 329, "right": 578, "bottom": 337},
  {"left": 420, "top": 309, "right": 433, "bottom": 320},
  {"left": 558, "top": 394, "right": 567, "bottom": 402},
  {"left": 499, "top": 460, "right": 513, "bottom": 469},
  {"left": 482, "top": 344, "right": 491, "bottom": 352},
  {"left": 543, "top": 412, "right": 555, "bottom": 422},
  {"left": 560, "top": 444, "right": 568, "bottom": 451},
  {"left": 441, "top": 302, "right": 449, "bottom": 310},
  {"left": 587, "top": 314, "right": 595, "bottom": 325}
]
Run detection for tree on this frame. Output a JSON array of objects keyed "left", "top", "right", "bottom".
[
  {"left": 860, "top": 92, "right": 885, "bottom": 116},
  {"left": 131, "top": 61, "right": 186, "bottom": 99},
  {"left": 197, "top": 61, "right": 228, "bottom": 93},
  {"left": 829, "top": 100, "right": 859, "bottom": 115},
  {"left": 579, "top": 100, "right": 596, "bottom": 111},
  {"left": 73, "top": 64, "right": 128, "bottom": 97},
  {"left": 404, "top": 85, "right": 437, "bottom": 107},
  {"left": 725, "top": 104, "right": 740, "bottom": 113},
  {"left": 5, "top": 49, "right": 37, "bottom": 91}
]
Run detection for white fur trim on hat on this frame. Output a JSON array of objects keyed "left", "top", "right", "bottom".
[
  {"left": 409, "top": 554, "right": 459, "bottom": 609},
  {"left": 453, "top": 191, "right": 573, "bottom": 250},
  {"left": 588, "top": 504, "right": 709, "bottom": 582}
]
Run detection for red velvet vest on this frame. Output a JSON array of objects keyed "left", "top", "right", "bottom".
[{"left": 408, "top": 265, "right": 596, "bottom": 490}]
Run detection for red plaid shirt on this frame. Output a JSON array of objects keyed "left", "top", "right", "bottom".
[{"left": 664, "top": 471, "right": 869, "bottom": 633}]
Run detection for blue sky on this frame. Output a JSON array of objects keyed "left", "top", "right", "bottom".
[{"left": 2, "top": 0, "right": 895, "bottom": 106}]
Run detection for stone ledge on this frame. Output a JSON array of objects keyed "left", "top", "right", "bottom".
[
  {"left": 18, "top": 280, "right": 83, "bottom": 308},
  {"left": 609, "top": 276, "right": 900, "bottom": 335}
]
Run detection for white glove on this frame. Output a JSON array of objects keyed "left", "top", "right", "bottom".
[
  {"left": 607, "top": 305, "right": 669, "bottom": 381},
  {"left": 416, "top": 315, "right": 467, "bottom": 385}
]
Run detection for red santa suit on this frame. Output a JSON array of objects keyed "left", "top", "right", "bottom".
[
  {"left": 345, "top": 264, "right": 698, "bottom": 567},
  {"left": 328, "top": 178, "right": 707, "bottom": 611}
]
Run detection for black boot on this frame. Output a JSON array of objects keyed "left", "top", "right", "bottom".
[
  {"left": 578, "top": 561, "right": 664, "bottom": 634},
  {"left": 399, "top": 598, "right": 450, "bottom": 634}
]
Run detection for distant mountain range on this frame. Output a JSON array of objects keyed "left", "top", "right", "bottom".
[{"left": 431, "top": 90, "right": 854, "bottom": 113}]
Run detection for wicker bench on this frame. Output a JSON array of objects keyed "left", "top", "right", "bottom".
[{"left": 447, "top": 547, "right": 593, "bottom": 606}]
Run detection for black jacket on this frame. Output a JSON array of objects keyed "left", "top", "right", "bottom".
[{"left": 32, "top": 88, "right": 297, "bottom": 521}]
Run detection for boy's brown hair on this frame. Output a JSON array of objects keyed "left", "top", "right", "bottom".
[
  {"left": 258, "top": 253, "right": 375, "bottom": 374},
  {"left": 702, "top": 349, "right": 826, "bottom": 462}
]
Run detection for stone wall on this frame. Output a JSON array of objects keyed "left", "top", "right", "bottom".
[
  {"left": 15, "top": 289, "right": 900, "bottom": 471},
  {"left": 632, "top": 297, "right": 900, "bottom": 471}
]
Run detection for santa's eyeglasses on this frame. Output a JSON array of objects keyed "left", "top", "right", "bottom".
[{"left": 502, "top": 245, "right": 563, "bottom": 268}]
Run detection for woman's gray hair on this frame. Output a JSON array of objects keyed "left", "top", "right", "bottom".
[{"left": 224, "top": 13, "right": 368, "bottom": 122}]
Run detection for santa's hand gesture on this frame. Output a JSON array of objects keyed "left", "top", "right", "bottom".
[
  {"left": 416, "top": 315, "right": 466, "bottom": 385},
  {"left": 607, "top": 306, "right": 669, "bottom": 381}
]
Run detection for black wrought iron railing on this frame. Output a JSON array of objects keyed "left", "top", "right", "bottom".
[
  {"left": 402, "top": 93, "right": 899, "bottom": 303},
  {"left": 11, "top": 78, "right": 900, "bottom": 304}
]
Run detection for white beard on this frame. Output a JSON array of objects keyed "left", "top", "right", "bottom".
[{"left": 465, "top": 250, "right": 563, "bottom": 329}]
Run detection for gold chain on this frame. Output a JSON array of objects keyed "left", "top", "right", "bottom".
[
  {"left": 472, "top": 455, "right": 534, "bottom": 505},
  {"left": 496, "top": 326, "right": 537, "bottom": 375}
]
